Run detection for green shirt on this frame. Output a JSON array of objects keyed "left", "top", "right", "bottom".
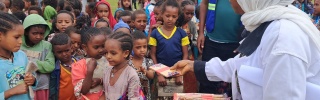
[{"left": 206, "top": 0, "right": 241, "bottom": 43}]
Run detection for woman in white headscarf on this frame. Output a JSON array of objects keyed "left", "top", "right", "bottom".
[{"left": 170, "top": 0, "right": 320, "bottom": 100}]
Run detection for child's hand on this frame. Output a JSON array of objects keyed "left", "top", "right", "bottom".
[
  {"left": 102, "top": 17, "right": 109, "bottom": 22},
  {"left": 139, "top": 67, "right": 147, "bottom": 75},
  {"left": 87, "top": 59, "right": 97, "bottom": 72},
  {"left": 24, "top": 73, "right": 35, "bottom": 86},
  {"left": 158, "top": 75, "right": 167, "bottom": 86},
  {"left": 91, "top": 78, "right": 102, "bottom": 88},
  {"left": 11, "top": 83, "right": 28, "bottom": 95},
  {"left": 175, "top": 76, "right": 183, "bottom": 86}
]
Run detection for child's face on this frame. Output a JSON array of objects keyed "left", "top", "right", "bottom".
[
  {"left": 105, "top": 39, "right": 130, "bottom": 66},
  {"left": 85, "top": 4, "right": 90, "bottom": 14},
  {"left": 96, "top": 21, "right": 109, "bottom": 28},
  {"left": 53, "top": 43, "right": 72, "bottom": 63},
  {"left": 314, "top": 0, "right": 320, "bottom": 15},
  {"left": 97, "top": 4, "right": 109, "bottom": 18},
  {"left": 56, "top": 13, "right": 73, "bottom": 32},
  {"left": 134, "top": 14, "right": 147, "bottom": 31},
  {"left": 69, "top": 32, "right": 81, "bottom": 54},
  {"left": 0, "top": 25, "right": 24, "bottom": 52},
  {"left": 183, "top": 5, "right": 195, "bottom": 22},
  {"left": 122, "top": 0, "right": 131, "bottom": 8},
  {"left": 162, "top": 6, "right": 179, "bottom": 28},
  {"left": 26, "top": 26, "right": 46, "bottom": 45},
  {"left": 132, "top": 39, "right": 147, "bottom": 58},
  {"left": 115, "top": 11, "right": 122, "bottom": 22},
  {"left": 29, "top": 10, "right": 39, "bottom": 15},
  {"left": 120, "top": 15, "right": 132, "bottom": 25},
  {"left": 23, "top": 0, "right": 31, "bottom": 9},
  {"left": 82, "top": 34, "right": 106, "bottom": 59},
  {"left": 153, "top": 6, "right": 161, "bottom": 21}
]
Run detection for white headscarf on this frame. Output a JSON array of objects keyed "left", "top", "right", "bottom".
[{"left": 238, "top": 0, "right": 320, "bottom": 51}]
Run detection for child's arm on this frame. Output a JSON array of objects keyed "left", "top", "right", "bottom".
[
  {"left": 80, "top": 59, "right": 97, "bottom": 94},
  {"left": 181, "top": 33, "right": 190, "bottom": 60},
  {"left": 150, "top": 46, "right": 157, "bottom": 64},
  {"left": 36, "top": 43, "right": 55, "bottom": 73},
  {"left": 2, "top": 83, "right": 28, "bottom": 99},
  {"left": 72, "top": 59, "right": 96, "bottom": 97},
  {"left": 182, "top": 45, "right": 189, "bottom": 60},
  {"left": 146, "top": 69, "right": 155, "bottom": 79},
  {"left": 146, "top": 59, "right": 155, "bottom": 79},
  {"left": 149, "top": 31, "right": 158, "bottom": 64}
]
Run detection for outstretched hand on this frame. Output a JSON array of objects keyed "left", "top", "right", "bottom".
[{"left": 170, "top": 60, "right": 194, "bottom": 76}]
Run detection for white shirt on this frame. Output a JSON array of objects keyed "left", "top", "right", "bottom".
[{"left": 204, "top": 19, "right": 320, "bottom": 100}]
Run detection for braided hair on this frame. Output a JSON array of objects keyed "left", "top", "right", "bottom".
[
  {"left": 108, "top": 31, "right": 133, "bottom": 60},
  {"left": 0, "top": 12, "right": 21, "bottom": 35},
  {"left": 81, "top": 27, "right": 103, "bottom": 45}
]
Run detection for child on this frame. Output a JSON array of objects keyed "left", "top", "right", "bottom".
[
  {"left": 65, "top": 26, "right": 85, "bottom": 59},
  {"left": 314, "top": 0, "right": 320, "bottom": 30},
  {"left": 75, "top": 15, "right": 91, "bottom": 30},
  {"left": 28, "top": 5, "right": 43, "bottom": 17},
  {"left": 0, "top": 2, "right": 7, "bottom": 12},
  {"left": 94, "top": 19, "right": 110, "bottom": 28},
  {"left": 129, "top": 30, "right": 154, "bottom": 100},
  {"left": 12, "top": 11, "right": 27, "bottom": 23},
  {"left": 148, "top": 0, "right": 164, "bottom": 38},
  {"left": 0, "top": 12, "right": 36, "bottom": 100},
  {"left": 132, "top": 10, "right": 148, "bottom": 36},
  {"left": 94, "top": 1, "right": 117, "bottom": 29},
  {"left": 118, "top": 10, "right": 133, "bottom": 28},
  {"left": 120, "top": 0, "right": 133, "bottom": 11},
  {"left": 48, "top": 10, "right": 75, "bottom": 41},
  {"left": 65, "top": 0, "right": 82, "bottom": 17},
  {"left": 114, "top": 8, "right": 124, "bottom": 22},
  {"left": 148, "top": 0, "right": 189, "bottom": 98},
  {"left": 176, "top": 0, "right": 199, "bottom": 93},
  {"left": 3, "top": 0, "right": 11, "bottom": 13},
  {"left": 54, "top": 10, "right": 75, "bottom": 33},
  {"left": 23, "top": 0, "right": 34, "bottom": 14},
  {"left": 49, "top": 33, "right": 78, "bottom": 100},
  {"left": 11, "top": 0, "right": 25, "bottom": 13},
  {"left": 113, "top": 19, "right": 131, "bottom": 34},
  {"left": 104, "top": 31, "right": 141, "bottom": 100},
  {"left": 176, "top": 0, "right": 198, "bottom": 60},
  {"left": 43, "top": 2, "right": 57, "bottom": 31},
  {"left": 72, "top": 27, "right": 108, "bottom": 100},
  {"left": 85, "top": 2, "right": 97, "bottom": 25},
  {"left": 21, "top": 14, "right": 55, "bottom": 100}
]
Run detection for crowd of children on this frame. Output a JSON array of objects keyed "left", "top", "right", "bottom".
[
  {"left": 0, "top": 0, "right": 203, "bottom": 99},
  {"left": 2, "top": 0, "right": 320, "bottom": 99}
]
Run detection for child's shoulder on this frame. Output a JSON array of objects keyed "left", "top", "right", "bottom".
[
  {"left": 72, "top": 59, "right": 86, "bottom": 68},
  {"left": 42, "top": 40, "right": 51, "bottom": 45}
]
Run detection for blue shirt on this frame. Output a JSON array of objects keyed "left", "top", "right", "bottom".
[
  {"left": 149, "top": 27, "right": 190, "bottom": 66},
  {"left": 0, "top": 50, "right": 29, "bottom": 100}
]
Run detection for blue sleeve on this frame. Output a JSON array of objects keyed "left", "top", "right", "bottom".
[{"left": 145, "top": 4, "right": 151, "bottom": 24}]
